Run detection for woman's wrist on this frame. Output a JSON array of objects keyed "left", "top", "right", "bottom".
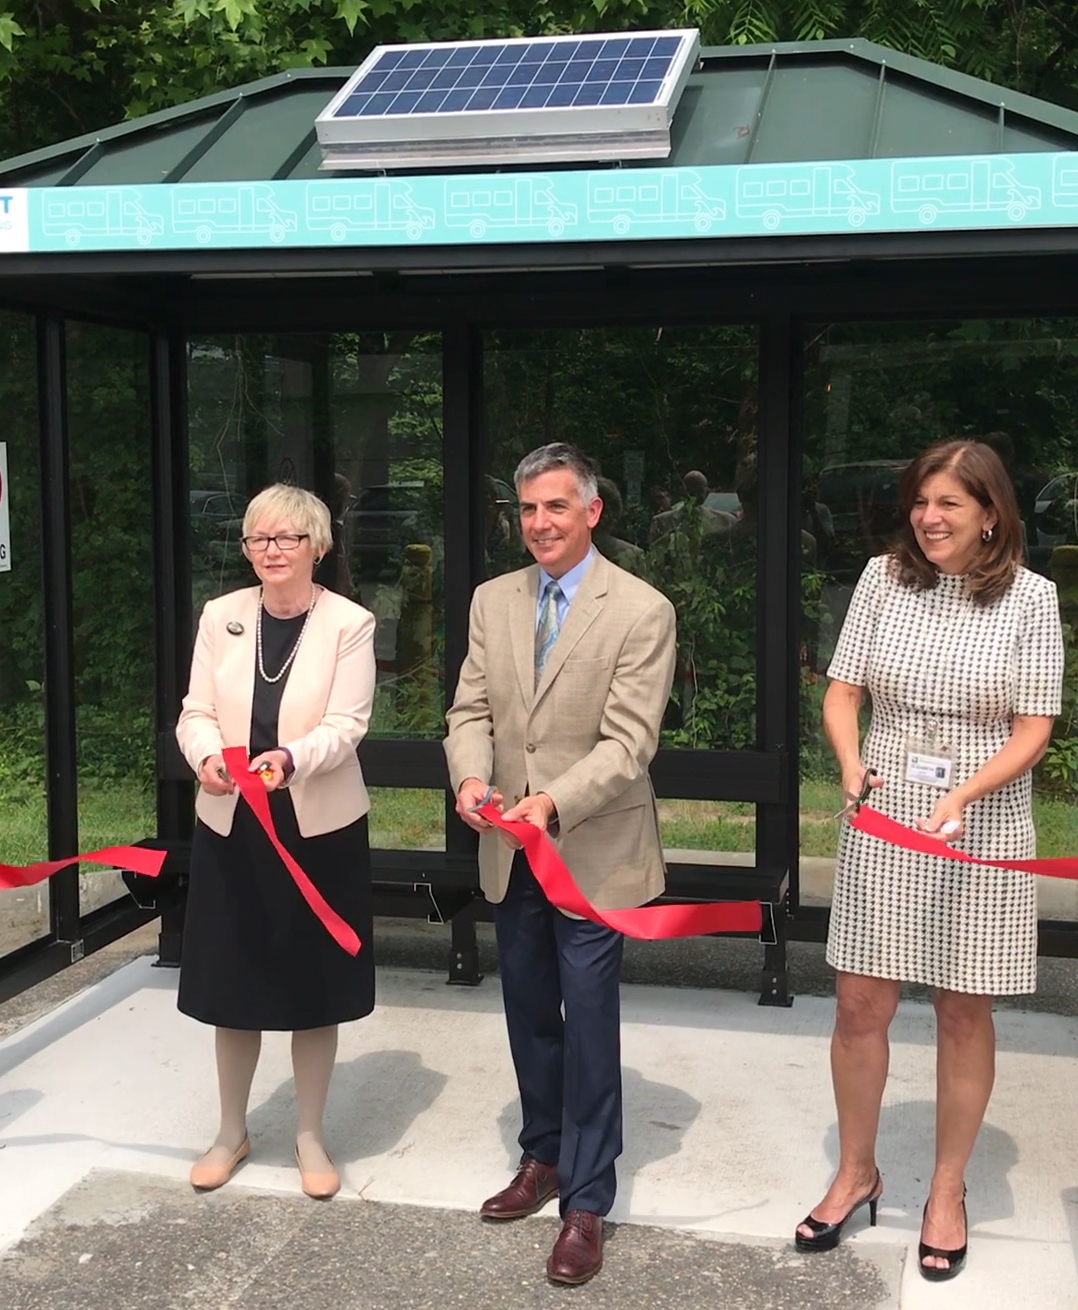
[{"left": 279, "top": 747, "right": 295, "bottom": 780}]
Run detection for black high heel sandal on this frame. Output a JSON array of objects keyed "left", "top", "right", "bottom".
[
  {"left": 918, "top": 1187, "right": 967, "bottom": 1282},
  {"left": 794, "top": 1171, "right": 883, "bottom": 1252}
]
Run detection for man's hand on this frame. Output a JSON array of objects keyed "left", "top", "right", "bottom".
[
  {"left": 456, "top": 777, "right": 504, "bottom": 834},
  {"left": 501, "top": 793, "right": 555, "bottom": 830},
  {"left": 197, "top": 753, "right": 235, "bottom": 796},
  {"left": 497, "top": 793, "right": 556, "bottom": 852}
]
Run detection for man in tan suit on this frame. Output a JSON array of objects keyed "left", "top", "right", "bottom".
[{"left": 445, "top": 443, "right": 676, "bottom": 1286}]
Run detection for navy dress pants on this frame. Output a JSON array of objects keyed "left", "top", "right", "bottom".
[{"left": 494, "top": 850, "right": 625, "bottom": 1217}]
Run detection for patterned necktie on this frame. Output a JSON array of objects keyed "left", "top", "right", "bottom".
[{"left": 534, "top": 581, "right": 563, "bottom": 686}]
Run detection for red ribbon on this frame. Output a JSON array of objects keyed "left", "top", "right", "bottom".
[
  {"left": 0, "top": 844, "right": 166, "bottom": 891},
  {"left": 222, "top": 746, "right": 361, "bottom": 956},
  {"left": 850, "top": 805, "right": 1078, "bottom": 879},
  {"left": 478, "top": 804, "right": 763, "bottom": 937}
]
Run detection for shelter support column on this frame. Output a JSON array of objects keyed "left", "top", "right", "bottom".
[
  {"left": 755, "top": 314, "right": 802, "bottom": 1006},
  {"left": 150, "top": 327, "right": 193, "bottom": 967},
  {"left": 36, "top": 315, "right": 79, "bottom": 949},
  {"left": 443, "top": 322, "right": 485, "bottom": 985}
]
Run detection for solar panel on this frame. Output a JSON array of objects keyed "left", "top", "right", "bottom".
[
  {"left": 334, "top": 35, "right": 684, "bottom": 119},
  {"left": 315, "top": 30, "right": 700, "bottom": 171}
]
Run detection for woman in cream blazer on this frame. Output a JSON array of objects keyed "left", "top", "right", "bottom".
[{"left": 176, "top": 483, "right": 376, "bottom": 1201}]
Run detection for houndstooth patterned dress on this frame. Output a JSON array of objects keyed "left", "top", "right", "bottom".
[{"left": 826, "top": 555, "right": 1064, "bottom": 995}]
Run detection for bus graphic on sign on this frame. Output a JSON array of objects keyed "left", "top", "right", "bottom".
[
  {"left": 171, "top": 184, "right": 298, "bottom": 244},
  {"left": 587, "top": 169, "right": 727, "bottom": 234},
  {"left": 1051, "top": 155, "right": 1078, "bottom": 206},
  {"left": 736, "top": 163, "right": 880, "bottom": 229},
  {"left": 890, "top": 158, "right": 1041, "bottom": 223},
  {"left": 444, "top": 177, "right": 577, "bottom": 238},
  {"left": 42, "top": 189, "right": 165, "bottom": 247},
  {"left": 305, "top": 181, "right": 435, "bottom": 241}
]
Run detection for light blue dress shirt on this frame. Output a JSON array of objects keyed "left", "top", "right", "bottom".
[{"left": 536, "top": 548, "right": 595, "bottom": 630}]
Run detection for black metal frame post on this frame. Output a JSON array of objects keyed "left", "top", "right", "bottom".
[
  {"left": 442, "top": 320, "right": 486, "bottom": 984},
  {"left": 755, "top": 313, "right": 800, "bottom": 1006},
  {"left": 36, "top": 314, "right": 81, "bottom": 955},
  {"left": 150, "top": 326, "right": 193, "bottom": 965}
]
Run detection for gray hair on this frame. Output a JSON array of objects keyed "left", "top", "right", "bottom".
[
  {"left": 243, "top": 483, "right": 332, "bottom": 556},
  {"left": 514, "top": 443, "right": 599, "bottom": 504}
]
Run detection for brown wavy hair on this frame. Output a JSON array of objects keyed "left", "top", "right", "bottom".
[{"left": 889, "top": 440, "right": 1022, "bottom": 606}]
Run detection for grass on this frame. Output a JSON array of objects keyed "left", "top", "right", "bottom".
[
  {"left": 1, "top": 785, "right": 156, "bottom": 867},
  {"left": 367, "top": 787, "right": 445, "bottom": 850},
  {"left": 1, "top": 779, "right": 1075, "bottom": 868}
]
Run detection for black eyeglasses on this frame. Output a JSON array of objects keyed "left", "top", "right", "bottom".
[{"left": 242, "top": 533, "right": 309, "bottom": 552}]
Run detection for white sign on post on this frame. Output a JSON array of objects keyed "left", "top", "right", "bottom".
[{"left": 0, "top": 443, "right": 10, "bottom": 572}]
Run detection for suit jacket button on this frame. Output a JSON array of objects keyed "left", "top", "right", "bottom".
[{"left": 526, "top": 743, "right": 536, "bottom": 753}]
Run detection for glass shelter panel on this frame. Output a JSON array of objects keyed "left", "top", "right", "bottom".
[
  {"left": 802, "top": 320, "right": 1078, "bottom": 913},
  {"left": 187, "top": 332, "right": 445, "bottom": 849},
  {"left": 66, "top": 322, "right": 156, "bottom": 912},
  {"left": 0, "top": 312, "right": 47, "bottom": 957},
  {"left": 483, "top": 325, "right": 758, "bottom": 857}
]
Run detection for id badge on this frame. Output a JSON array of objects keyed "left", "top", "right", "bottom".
[{"left": 904, "top": 721, "right": 953, "bottom": 790}]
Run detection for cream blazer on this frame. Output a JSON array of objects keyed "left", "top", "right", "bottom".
[
  {"left": 445, "top": 552, "right": 676, "bottom": 910},
  {"left": 176, "top": 585, "right": 376, "bottom": 838}
]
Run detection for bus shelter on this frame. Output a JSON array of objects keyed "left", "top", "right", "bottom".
[{"left": 2, "top": 37, "right": 1078, "bottom": 1006}]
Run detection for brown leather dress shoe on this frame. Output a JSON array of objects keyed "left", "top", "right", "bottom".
[
  {"left": 480, "top": 1157, "right": 558, "bottom": 1220},
  {"left": 546, "top": 1210, "right": 603, "bottom": 1285}
]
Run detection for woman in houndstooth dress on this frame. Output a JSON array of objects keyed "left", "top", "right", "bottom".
[{"left": 795, "top": 441, "right": 1063, "bottom": 1281}]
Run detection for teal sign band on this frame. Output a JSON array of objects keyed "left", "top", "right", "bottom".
[{"left": 2, "top": 150, "right": 1077, "bottom": 254}]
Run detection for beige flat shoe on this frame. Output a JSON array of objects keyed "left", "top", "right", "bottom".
[
  {"left": 295, "top": 1143, "right": 340, "bottom": 1200},
  {"left": 189, "top": 1135, "right": 250, "bottom": 1191}
]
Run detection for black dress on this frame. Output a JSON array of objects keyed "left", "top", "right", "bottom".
[{"left": 178, "top": 609, "right": 375, "bottom": 1031}]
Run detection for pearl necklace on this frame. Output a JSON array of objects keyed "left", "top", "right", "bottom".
[{"left": 257, "top": 587, "right": 317, "bottom": 684}]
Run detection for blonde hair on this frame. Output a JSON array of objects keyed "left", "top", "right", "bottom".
[{"left": 242, "top": 484, "right": 332, "bottom": 557}]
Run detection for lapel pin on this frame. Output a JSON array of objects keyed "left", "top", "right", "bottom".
[{"left": 226, "top": 620, "right": 245, "bottom": 636}]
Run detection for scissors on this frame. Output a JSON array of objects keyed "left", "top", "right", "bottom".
[
  {"left": 834, "top": 768, "right": 878, "bottom": 821},
  {"left": 468, "top": 785, "right": 495, "bottom": 813}
]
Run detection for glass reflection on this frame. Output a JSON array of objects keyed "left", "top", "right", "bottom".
[
  {"left": 0, "top": 312, "right": 47, "bottom": 958},
  {"left": 188, "top": 332, "right": 445, "bottom": 751},
  {"left": 802, "top": 320, "right": 1078, "bottom": 912},
  {"left": 483, "top": 324, "right": 759, "bottom": 753}
]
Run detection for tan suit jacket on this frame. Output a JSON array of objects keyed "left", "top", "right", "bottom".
[
  {"left": 176, "top": 585, "right": 376, "bottom": 838},
  {"left": 445, "top": 552, "right": 676, "bottom": 910}
]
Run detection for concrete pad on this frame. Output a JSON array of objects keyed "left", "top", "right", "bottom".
[
  {"left": 0, "top": 961, "right": 1075, "bottom": 1308},
  {"left": 1, "top": 1170, "right": 901, "bottom": 1310}
]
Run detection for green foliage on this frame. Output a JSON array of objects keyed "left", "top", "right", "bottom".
[
  {"left": 0, "top": 696, "right": 46, "bottom": 803},
  {"left": 801, "top": 316, "right": 1078, "bottom": 798},
  {"left": 1041, "top": 620, "right": 1078, "bottom": 794},
  {"left": 644, "top": 504, "right": 757, "bottom": 749},
  {"left": 1, "top": 0, "right": 1078, "bottom": 157},
  {"left": 0, "top": 316, "right": 156, "bottom": 799}
]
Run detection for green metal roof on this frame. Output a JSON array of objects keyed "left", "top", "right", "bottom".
[{"left": 2, "top": 37, "right": 1078, "bottom": 187}]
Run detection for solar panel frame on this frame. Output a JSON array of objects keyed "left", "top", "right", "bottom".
[
  {"left": 331, "top": 34, "right": 684, "bottom": 119},
  {"left": 315, "top": 29, "right": 700, "bottom": 171}
]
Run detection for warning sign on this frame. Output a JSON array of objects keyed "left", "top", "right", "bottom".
[{"left": 0, "top": 443, "right": 10, "bottom": 572}]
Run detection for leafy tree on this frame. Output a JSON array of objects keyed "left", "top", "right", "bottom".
[{"left": 2, "top": 1, "right": 1078, "bottom": 159}]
